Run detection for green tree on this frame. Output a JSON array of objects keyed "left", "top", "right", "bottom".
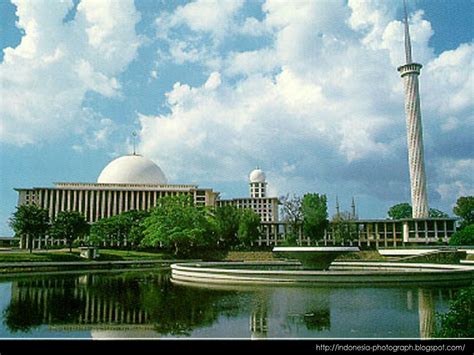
[
  {"left": 448, "top": 224, "right": 474, "bottom": 246},
  {"left": 89, "top": 217, "right": 113, "bottom": 246},
  {"left": 89, "top": 215, "right": 126, "bottom": 247},
  {"left": 331, "top": 211, "right": 357, "bottom": 244},
  {"left": 9, "top": 205, "right": 50, "bottom": 253},
  {"left": 387, "top": 203, "right": 412, "bottom": 219},
  {"left": 429, "top": 208, "right": 449, "bottom": 218},
  {"left": 236, "top": 209, "right": 261, "bottom": 247},
  {"left": 453, "top": 196, "right": 474, "bottom": 230},
  {"left": 280, "top": 194, "right": 303, "bottom": 244},
  {"left": 89, "top": 210, "right": 149, "bottom": 248},
  {"left": 213, "top": 205, "right": 241, "bottom": 249},
  {"left": 301, "top": 193, "right": 328, "bottom": 241},
  {"left": 121, "top": 210, "right": 150, "bottom": 247},
  {"left": 434, "top": 286, "right": 474, "bottom": 338},
  {"left": 49, "top": 211, "right": 89, "bottom": 252},
  {"left": 141, "top": 196, "right": 215, "bottom": 256}
]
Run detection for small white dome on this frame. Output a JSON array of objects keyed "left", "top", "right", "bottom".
[
  {"left": 97, "top": 154, "right": 167, "bottom": 184},
  {"left": 249, "top": 168, "right": 266, "bottom": 183}
]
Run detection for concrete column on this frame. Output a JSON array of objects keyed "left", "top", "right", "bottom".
[
  {"left": 78, "top": 190, "right": 83, "bottom": 213},
  {"left": 73, "top": 190, "right": 77, "bottom": 211},
  {"left": 113, "top": 191, "right": 117, "bottom": 216},
  {"left": 119, "top": 191, "right": 123, "bottom": 213},
  {"left": 89, "top": 190, "right": 95, "bottom": 222},
  {"left": 66, "top": 190, "right": 71, "bottom": 210},
  {"left": 393, "top": 223, "right": 397, "bottom": 247},
  {"left": 366, "top": 224, "right": 370, "bottom": 247},
  {"left": 107, "top": 191, "right": 112, "bottom": 217},
  {"left": 424, "top": 220, "right": 429, "bottom": 244},
  {"left": 403, "top": 221, "right": 409, "bottom": 243},
  {"left": 100, "top": 191, "right": 106, "bottom": 218},
  {"left": 59, "top": 190, "right": 65, "bottom": 212},
  {"left": 48, "top": 190, "right": 54, "bottom": 220},
  {"left": 125, "top": 191, "right": 129, "bottom": 211},
  {"left": 375, "top": 223, "right": 379, "bottom": 248},
  {"left": 95, "top": 190, "right": 100, "bottom": 221},
  {"left": 54, "top": 190, "right": 60, "bottom": 218}
]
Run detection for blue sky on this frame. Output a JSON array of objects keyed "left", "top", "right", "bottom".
[{"left": 0, "top": 0, "right": 473, "bottom": 235}]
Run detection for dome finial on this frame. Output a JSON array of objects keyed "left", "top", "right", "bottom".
[{"left": 131, "top": 131, "right": 138, "bottom": 155}]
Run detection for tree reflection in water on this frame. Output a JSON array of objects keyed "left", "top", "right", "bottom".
[
  {"left": 2, "top": 271, "right": 244, "bottom": 336},
  {"left": 1, "top": 271, "right": 463, "bottom": 338}
]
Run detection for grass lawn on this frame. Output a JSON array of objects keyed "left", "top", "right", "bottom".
[
  {"left": 0, "top": 249, "right": 173, "bottom": 263},
  {"left": 0, "top": 252, "right": 84, "bottom": 263},
  {"left": 96, "top": 249, "right": 172, "bottom": 261},
  {"left": 467, "top": 254, "right": 474, "bottom": 261}
]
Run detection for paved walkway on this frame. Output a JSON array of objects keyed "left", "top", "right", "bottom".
[{"left": 0, "top": 259, "right": 197, "bottom": 270}]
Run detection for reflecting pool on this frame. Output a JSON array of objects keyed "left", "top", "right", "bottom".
[{"left": 0, "top": 269, "right": 468, "bottom": 338}]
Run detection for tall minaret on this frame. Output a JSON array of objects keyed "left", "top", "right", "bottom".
[{"left": 397, "top": 0, "right": 429, "bottom": 218}]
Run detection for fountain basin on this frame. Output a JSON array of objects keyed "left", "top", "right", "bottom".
[
  {"left": 170, "top": 261, "right": 474, "bottom": 287},
  {"left": 273, "top": 246, "right": 360, "bottom": 270}
]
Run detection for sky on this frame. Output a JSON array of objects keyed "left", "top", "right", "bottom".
[{"left": 0, "top": 0, "right": 473, "bottom": 235}]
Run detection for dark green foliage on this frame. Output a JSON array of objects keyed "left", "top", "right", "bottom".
[
  {"left": 301, "top": 193, "right": 328, "bottom": 240},
  {"left": 49, "top": 211, "right": 89, "bottom": 252},
  {"left": 331, "top": 211, "right": 358, "bottom": 243},
  {"left": 121, "top": 210, "right": 150, "bottom": 246},
  {"left": 141, "top": 196, "right": 216, "bottom": 256},
  {"left": 453, "top": 196, "right": 474, "bottom": 230},
  {"left": 89, "top": 210, "right": 149, "bottom": 247},
  {"left": 213, "top": 205, "right": 241, "bottom": 248},
  {"left": 387, "top": 203, "right": 412, "bottom": 219},
  {"left": 9, "top": 205, "right": 50, "bottom": 253},
  {"left": 429, "top": 208, "right": 449, "bottom": 218},
  {"left": 280, "top": 194, "right": 303, "bottom": 244},
  {"left": 236, "top": 209, "right": 261, "bottom": 247},
  {"left": 387, "top": 203, "right": 448, "bottom": 219},
  {"left": 435, "top": 286, "right": 474, "bottom": 338},
  {"left": 448, "top": 224, "right": 474, "bottom": 246}
]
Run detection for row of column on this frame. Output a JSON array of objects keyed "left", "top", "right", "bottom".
[
  {"left": 255, "top": 221, "right": 454, "bottom": 247},
  {"left": 36, "top": 189, "right": 193, "bottom": 223}
]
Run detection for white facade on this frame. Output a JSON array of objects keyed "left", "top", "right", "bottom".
[
  {"left": 15, "top": 154, "right": 218, "bottom": 225},
  {"left": 218, "top": 168, "right": 279, "bottom": 222},
  {"left": 16, "top": 182, "right": 218, "bottom": 224}
]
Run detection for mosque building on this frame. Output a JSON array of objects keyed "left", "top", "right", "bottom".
[
  {"left": 13, "top": 3, "right": 459, "bottom": 249},
  {"left": 217, "top": 168, "right": 279, "bottom": 223},
  {"left": 15, "top": 153, "right": 219, "bottom": 225},
  {"left": 15, "top": 154, "right": 279, "bottom": 248}
]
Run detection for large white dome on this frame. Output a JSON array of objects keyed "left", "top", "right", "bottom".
[
  {"left": 249, "top": 168, "right": 266, "bottom": 183},
  {"left": 97, "top": 154, "right": 167, "bottom": 184}
]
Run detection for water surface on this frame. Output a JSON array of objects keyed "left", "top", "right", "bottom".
[{"left": 0, "top": 269, "right": 463, "bottom": 338}]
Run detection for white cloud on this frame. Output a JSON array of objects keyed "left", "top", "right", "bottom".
[
  {"left": 0, "top": 0, "right": 141, "bottom": 146},
  {"left": 168, "top": 0, "right": 244, "bottom": 40},
  {"left": 139, "top": 0, "right": 473, "bottom": 214}
]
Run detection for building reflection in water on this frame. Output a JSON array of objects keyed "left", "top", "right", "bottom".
[
  {"left": 2, "top": 272, "right": 462, "bottom": 338},
  {"left": 417, "top": 288, "right": 435, "bottom": 339},
  {"left": 3, "top": 271, "right": 246, "bottom": 337},
  {"left": 250, "top": 294, "right": 268, "bottom": 339}
]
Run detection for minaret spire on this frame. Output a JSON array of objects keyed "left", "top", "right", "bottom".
[
  {"left": 397, "top": 0, "right": 429, "bottom": 218},
  {"left": 351, "top": 197, "right": 356, "bottom": 220},
  {"left": 403, "top": 0, "right": 413, "bottom": 64}
]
